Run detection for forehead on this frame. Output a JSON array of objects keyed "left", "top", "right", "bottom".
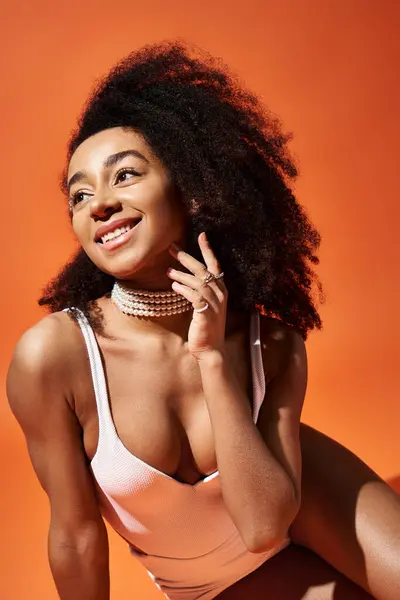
[{"left": 67, "top": 127, "right": 154, "bottom": 176}]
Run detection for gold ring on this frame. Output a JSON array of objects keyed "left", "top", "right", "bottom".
[{"left": 202, "top": 271, "right": 215, "bottom": 286}]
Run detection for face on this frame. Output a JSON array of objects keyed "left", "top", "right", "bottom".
[{"left": 67, "top": 127, "right": 187, "bottom": 284}]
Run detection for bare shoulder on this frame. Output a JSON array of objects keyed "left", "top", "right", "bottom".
[
  {"left": 7, "top": 310, "right": 85, "bottom": 416},
  {"left": 258, "top": 315, "right": 307, "bottom": 378},
  {"left": 9, "top": 310, "right": 81, "bottom": 374}
]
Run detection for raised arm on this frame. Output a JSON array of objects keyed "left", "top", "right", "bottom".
[
  {"left": 7, "top": 314, "right": 110, "bottom": 600},
  {"left": 197, "top": 315, "right": 306, "bottom": 553}
]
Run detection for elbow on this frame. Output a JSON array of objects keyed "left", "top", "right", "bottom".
[
  {"left": 246, "top": 519, "right": 293, "bottom": 554},
  {"left": 49, "top": 522, "right": 108, "bottom": 569},
  {"left": 246, "top": 492, "right": 300, "bottom": 555},
  {"left": 247, "top": 536, "right": 286, "bottom": 555}
]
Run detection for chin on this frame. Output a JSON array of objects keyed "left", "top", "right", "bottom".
[
  {"left": 85, "top": 246, "right": 146, "bottom": 280},
  {"left": 103, "top": 259, "right": 148, "bottom": 280},
  {"left": 98, "top": 246, "right": 171, "bottom": 282}
]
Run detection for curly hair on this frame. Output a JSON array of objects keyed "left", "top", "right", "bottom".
[{"left": 39, "top": 40, "right": 325, "bottom": 340}]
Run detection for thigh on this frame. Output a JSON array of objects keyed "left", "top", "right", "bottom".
[
  {"left": 290, "top": 424, "right": 400, "bottom": 600},
  {"left": 215, "top": 543, "right": 373, "bottom": 599}
]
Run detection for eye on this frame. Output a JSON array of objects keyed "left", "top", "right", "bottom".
[
  {"left": 114, "top": 168, "right": 140, "bottom": 184},
  {"left": 69, "top": 190, "right": 92, "bottom": 206}
]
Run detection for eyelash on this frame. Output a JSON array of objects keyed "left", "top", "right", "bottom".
[
  {"left": 69, "top": 167, "right": 141, "bottom": 206},
  {"left": 114, "top": 167, "right": 141, "bottom": 182}
]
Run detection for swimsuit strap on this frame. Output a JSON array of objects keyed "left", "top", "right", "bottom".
[{"left": 64, "top": 308, "right": 116, "bottom": 442}]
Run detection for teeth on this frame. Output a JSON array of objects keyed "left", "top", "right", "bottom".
[{"left": 101, "top": 224, "right": 133, "bottom": 244}]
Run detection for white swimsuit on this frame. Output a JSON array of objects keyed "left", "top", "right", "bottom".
[{"left": 72, "top": 308, "right": 290, "bottom": 599}]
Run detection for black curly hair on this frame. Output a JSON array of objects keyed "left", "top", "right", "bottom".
[{"left": 39, "top": 40, "right": 325, "bottom": 340}]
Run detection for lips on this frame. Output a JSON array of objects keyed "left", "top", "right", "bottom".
[{"left": 94, "top": 216, "right": 141, "bottom": 243}]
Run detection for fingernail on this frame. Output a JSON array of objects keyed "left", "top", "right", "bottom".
[{"left": 171, "top": 242, "right": 180, "bottom": 252}]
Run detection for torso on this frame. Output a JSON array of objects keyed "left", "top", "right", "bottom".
[{"left": 60, "top": 297, "right": 284, "bottom": 486}]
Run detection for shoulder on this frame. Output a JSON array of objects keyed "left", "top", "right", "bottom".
[
  {"left": 258, "top": 314, "right": 307, "bottom": 379},
  {"left": 7, "top": 311, "right": 86, "bottom": 413},
  {"left": 9, "top": 311, "right": 82, "bottom": 374}
]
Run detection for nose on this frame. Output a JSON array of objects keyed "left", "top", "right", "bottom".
[{"left": 89, "top": 189, "right": 122, "bottom": 219}]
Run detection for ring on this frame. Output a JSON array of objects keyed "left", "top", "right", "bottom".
[
  {"left": 202, "top": 271, "right": 215, "bottom": 286},
  {"left": 193, "top": 302, "right": 209, "bottom": 313},
  {"left": 214, "top": 271, "right": 224, "bottom": 280}
]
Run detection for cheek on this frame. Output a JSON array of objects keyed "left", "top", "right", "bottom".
[
  {"left": 153, "top": 202, "right": 186, "bottom": 240},
  {"left": 146, "top": 182, "right": 186, "bottom": 234},
  {"left": 71, "top": 215, "right": 90, "bottom": 247}
]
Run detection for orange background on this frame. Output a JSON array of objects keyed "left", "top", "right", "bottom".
[{"left": 1, "top": 1, "right": 399, "bottom": 598}]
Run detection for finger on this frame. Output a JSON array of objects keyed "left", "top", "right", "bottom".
[
  {"left": 169, "top": 243, "right": 208, "bottom": 278},
  {"left": 198, "top": 232, "right": 222, "bottom": 276},
  {"left": 171, "top": 282, "right": 210, "bottom": 309},
  {"left": 167, "top": 268, "right": 219, "bottom": 303},
  {"left": 198, "top": 234, "right": 228, "bottom": 303},
  {"left": 167, "top": 268, "right": 202, "bottom": 290},
  {"left": 198, "top": 233, "right": 227, "bottom": 297}
]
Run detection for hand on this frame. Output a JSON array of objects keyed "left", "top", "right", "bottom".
[{"left": 167, "top": 232, "right": 228, "bottom": 359}]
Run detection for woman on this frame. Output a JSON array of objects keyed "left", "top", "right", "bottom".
[{"left": 7, "top": 41, "right": 400, "bottom": 599}]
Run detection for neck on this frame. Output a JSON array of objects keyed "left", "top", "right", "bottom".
[
  {"left": 112, "top": 280, "right": 191, "bottom": 315},
  {"left": 108, "top": 296, "right": 195, "bottom": 339},
  {"left": 103, "top": 294, "right": 248, "bottom": 343},
  {"left": 115, "top": 250, "right": 180, "bottom": 292},
  {"left": 106, "top": 278, "right": 192, "bottom": 338}
]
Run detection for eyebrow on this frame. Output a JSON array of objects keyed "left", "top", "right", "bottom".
[{"left": 67, "top": 149, "right": 149, "bottom": 192}]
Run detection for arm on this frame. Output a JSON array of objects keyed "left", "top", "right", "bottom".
[
  {"left": 197, "top": 317, "right": 307, "bottom": 553},
  {"left": 7, "top": 315, "right": 110, "bottom": 600}
]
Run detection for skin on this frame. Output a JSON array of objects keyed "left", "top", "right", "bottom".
[{"left": 7, "top": 127, "right": 400, "bottom": 600}]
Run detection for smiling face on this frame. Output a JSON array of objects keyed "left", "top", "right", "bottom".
[{"left": 67, "top": 127, "right": 187, "bottom": 285}]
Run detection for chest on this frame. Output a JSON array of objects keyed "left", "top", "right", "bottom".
[{"left": 75, "top": 330, "right": 255, "bottom": 485}]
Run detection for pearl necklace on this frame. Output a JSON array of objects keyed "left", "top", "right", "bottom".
[{"left": 111, "top": 280, "right": 192, "bottom": 317}]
